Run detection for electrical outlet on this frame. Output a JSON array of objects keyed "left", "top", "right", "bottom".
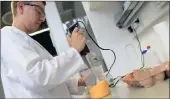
[
  {"left": 128, "top": 26, "right": 133, "bottom": 33},
  {"left": 127, "top": 18, "right": 140, "bottom": 33},
  {"left": 132, "top": 18, "right": 140, "bottom": 29}
]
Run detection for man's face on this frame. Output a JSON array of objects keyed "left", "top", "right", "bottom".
[{"left": 19, "top": 1, "right": 45, "bottom": 33}]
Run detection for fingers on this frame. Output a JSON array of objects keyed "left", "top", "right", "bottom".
[
  {"left": 78, "top": 77, "right": 86, "bottom": 86},
  {"left": 164, "top": 61, "right": 169, "bottom": 71},
  {"left": 73, "top": 27, "right": 79, "bottom": 33},
  {"left": 73, "top": 27, "right": 84, "bottom": 35},
  {"left": 79, "top": 34, "right": 86, "bottom": 41},
  {"left": 75, "top": 31, "right": 86, "bottom": 44},
  {"left": 69, "top": 27, "right": 86, "bottom": 52}
]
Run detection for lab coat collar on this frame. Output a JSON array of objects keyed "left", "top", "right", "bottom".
[{"left": 11, "top": 26, "right": 30, "bottom": 38}]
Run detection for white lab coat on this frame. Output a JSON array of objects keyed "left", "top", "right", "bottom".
[{"left": 1, "top": 26, "right": 87, "bottom": 98}]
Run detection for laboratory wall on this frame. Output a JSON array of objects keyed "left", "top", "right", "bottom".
[
  {"left": 73, "top": 2, "right": 103, "bottom": 58},
  {"left": 134, "top": 1, "right": 169, "bottom": 63},
  {"left": 153, "top": 14, "right": 169, "bottom": 58},
  {"left": 82, "top": 2, "right": 142, "bottom": 78},
  {"left": 82, "top": 1, "right": 169, "bottom": 77},
  {"left": 135, "top": 1, "right": 169, "bottom": 35},
  {"left": 55, "top": 1, "right": 104, "bottom": 61},
  {"left": 139, "top": 14, "right": 169, "bottom": 63}
]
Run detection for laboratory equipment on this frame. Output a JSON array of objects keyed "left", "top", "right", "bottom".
[
  {"left": 81, "top": 65, "right": 111, "bottom": 98},
  {"left": 80, "top": 60, "right": 111, "bottom": 98},
  {"left": 80, "top": 68, "right": 97, "bottom": 87},
  {"left": 89, "top": 80, "right": 111, "bottom": 99},
  {"left": 68, "top": 22, "right": 90, "bottom": 56},
  {"left": 116, "top": 1, "right": 144, "bottom": 28},
  {"left": 63, "top": 18, "right": 113, "bottom": 96}
]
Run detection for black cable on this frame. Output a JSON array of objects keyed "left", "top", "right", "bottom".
[
  {"left": 112, "top": 78, "right": 121, "bottom": 87},
  {"left": 113, "top": 76, "right": 121, "bottom": 80},
  {"left": 77, "top": 21, "right": 116, "bottom": 77},
  {"left": 132, "top": 27, "right": 145, "bottom": 69},
  {"left": 109, "top": 75, "right": 125, "bottom": 87},
  {"left": 76, "top": 21, "right": 143, "bottom": 87},
  {"left": 110, "top": 26, "right": 145, "bottom": 87}
]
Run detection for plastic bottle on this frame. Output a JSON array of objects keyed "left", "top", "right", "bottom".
[{"left": 143, "top": 46, "right": 162, "bottom": 68}]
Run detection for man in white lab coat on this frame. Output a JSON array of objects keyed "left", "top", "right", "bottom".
[{"left": 1, "top": 1, "right": 88, "bottom": 98}]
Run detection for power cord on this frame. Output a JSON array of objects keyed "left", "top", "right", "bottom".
[
  {"left": 76, "top": 21, "right": 144, "bottom": 87},
  {"left": 110, "top": 24, "right": 145, "bottom": 87},
  {"left": 131, "top": 26, "right": 145, "bottom": 69},
  {"left": 77, "top": 21, "right": 116, "bottom": 77},
  {"left": 109, "top": 75, "right": 125, "bottom": 87}
]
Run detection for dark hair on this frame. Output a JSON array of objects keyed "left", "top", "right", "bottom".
[{"left": 42, "top": 1, "right": 46, "bottom": 6}]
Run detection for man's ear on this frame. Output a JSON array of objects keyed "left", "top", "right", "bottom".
[{"left": 17, "top": 1, "right": 24, "bottom": 15}]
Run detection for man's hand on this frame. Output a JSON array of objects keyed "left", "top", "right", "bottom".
[
  {"left": 67, "top": 27, "right": 86, "bottom": 52},
  {"left": 78, "top": 77, "right": 86, "bottom": 87}
]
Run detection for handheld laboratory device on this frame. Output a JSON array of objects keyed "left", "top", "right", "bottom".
[
  {"left": 68, "top": 22, "right": 112, "bottom": 98},
  {"left": 68, "top": 22, "right": 90, "bottom": 56}
]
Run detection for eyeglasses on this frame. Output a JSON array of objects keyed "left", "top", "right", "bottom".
[{"left": 24, "top": 3, "right": 46, "bottom": 19}]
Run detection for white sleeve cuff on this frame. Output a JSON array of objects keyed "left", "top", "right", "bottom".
[
  {"left": 69, "top": 47, "right": 88, "bottom": 70},
  {"left": 66, "top": 77, "right": 85, "bottom": 95}
]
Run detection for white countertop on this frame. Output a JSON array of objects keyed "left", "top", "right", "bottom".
[
  {"left": 72, "top": 80, "right": 169, "bottom": 98},
  {"left": 110, "top": 80, "right": 169, "bottom": 98}
]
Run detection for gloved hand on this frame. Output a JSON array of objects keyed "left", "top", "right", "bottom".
[
  {"left": 78, "top": 77, "right": 86, "bottom": 87},
  {"left": 163, "top": 61, "right": 169, "bottom": 71},
  {"left": 80, "top": 69, "right": 97, "bottom": 87},
  {"left": 121, "top": 73, "right": 143, "bottom": 88},
  {"left": 121, "top": 77, "right": 143, "bottom": 87},
  {"left": 163, "top": 61, "right": 169, "bottom": 77}
]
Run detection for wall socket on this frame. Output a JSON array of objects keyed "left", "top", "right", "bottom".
[{"left": 127, "top": 18, "right": 140, "bottom": 33}]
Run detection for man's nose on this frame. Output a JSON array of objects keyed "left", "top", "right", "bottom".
[{"left": 40, "top": 17, "right": 45, "bottom": 23}]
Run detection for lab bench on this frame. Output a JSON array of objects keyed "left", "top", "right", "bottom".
[
  {"left": 72, "top": 80, "right": 169, "bottom": 98},
  {"left": 109, "top": 80, "right": 169, "bottom": 98}
]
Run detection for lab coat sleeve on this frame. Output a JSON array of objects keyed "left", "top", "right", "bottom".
[
  {"left": 66, "top": 77, "right": 85, "bottom": 95},
  {"left": 5, "top": 40, "right": 88, "bottom": 93}
]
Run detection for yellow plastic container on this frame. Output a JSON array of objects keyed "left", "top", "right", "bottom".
[{"left": 89, "top": 80, "right": 111, "bottom": 99}]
